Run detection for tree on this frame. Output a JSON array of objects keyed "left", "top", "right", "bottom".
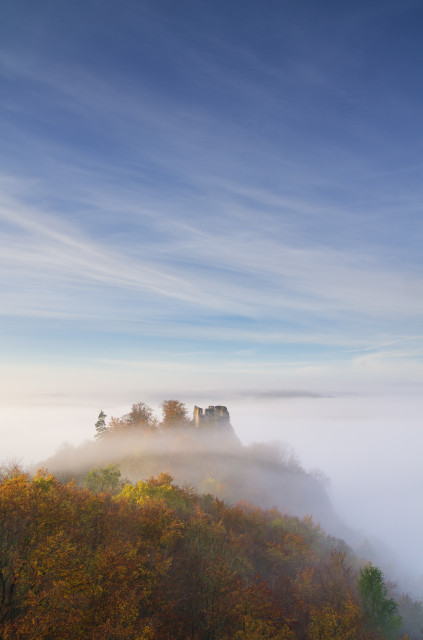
[
  {"left": 316, "top": 549, "right": 355, "bottom": 609},
  {"left": 357, "top": 565, "right": 401, "bottom": 639},
  {"left": 160, "top": 400, "right": 189, "bottom": 428},
  {"left": 397, "top": 592, "right": 423, "bottom": 639},
  {"left": 94, "top": 410, "right": 108, "bottom": 439},
  {"left": 307, "top": 595, "right": 364, "bottom": 640},
  {"left": 125, "top": 402, "right": 157, "bottom": 430},
  {"left": 84, "top": 464, "right": 124, "bottom": 494},
  {"left": 107, "top": 403, "right": 157, "bottom": 435}
]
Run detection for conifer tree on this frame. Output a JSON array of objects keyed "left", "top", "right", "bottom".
[
  {"left": 95, "top": 410, "right": 108, "bottom": 439},
  {"left": 358, "top": 565, "right": 401, "bottom": 639}
]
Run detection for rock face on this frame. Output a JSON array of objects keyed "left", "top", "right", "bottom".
[{"left": 193, "top": 405, "right": 231, "bottom": 428}]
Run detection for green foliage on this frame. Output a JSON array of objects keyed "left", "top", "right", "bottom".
[
  {"left": 357, "top": 564, "right": 402, "bottom": 639},
  {"left": 84, "top": 464, "right": 124, "bottom": 494}
]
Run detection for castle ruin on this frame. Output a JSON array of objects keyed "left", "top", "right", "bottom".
[{"left": 193, "top": 405, "right": 230, "bottom": 428}]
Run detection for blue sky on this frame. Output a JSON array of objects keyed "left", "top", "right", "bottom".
[{"left": 1, "top": 0, "right": 423, "bottom": 402}]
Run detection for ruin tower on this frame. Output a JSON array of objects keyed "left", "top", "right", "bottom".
[
  {"left": 193, "top": 405, "right": 230, "bottom": 428},
  {"left": 193, "top": 406, "right": 203, "bottom": 427}
]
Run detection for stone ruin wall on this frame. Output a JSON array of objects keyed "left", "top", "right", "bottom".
[{"left": 193, "top": 405, "right": 230, "bottom": 428}]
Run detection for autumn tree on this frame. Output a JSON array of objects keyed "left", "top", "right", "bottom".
[
  {"left": 307, "top": 595, "right": 364, "bottom": 640},
  {"left": 0, "top": 468, "right": 411, "bottom": 640},
  {"left": 125, "top": 402, "right": 157, "bottom": 430},
  {"left": 160, "top": 400, "right": 190, "bottom": 428},
  {"left": 315, "top": 549, "right": 356, "bottom": 609},
  {"left": 107, "top": 402, "right": 157, "bottom": 435}
]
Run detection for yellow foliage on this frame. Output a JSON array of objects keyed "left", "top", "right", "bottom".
[{"left": 307, "top": 594, "right": 364, "bottom": 640}]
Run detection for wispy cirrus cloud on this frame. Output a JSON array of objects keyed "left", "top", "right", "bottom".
[
  {"left": 1, "top": 0, "right": 423, "bottom": 387},
  {"left": 2, "top": 178, "right": 423, "bottom": 358}
]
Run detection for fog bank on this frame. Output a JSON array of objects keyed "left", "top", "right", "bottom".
[{"left": 1, "top": 390, "right": 422, "bottom": 587}]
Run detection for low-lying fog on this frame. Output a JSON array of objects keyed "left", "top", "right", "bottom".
[
  {"left": 231, "top": 394, "right": 423, "bottom": 583},
  {"left": 1, "top": 390, "right": 422, "bottom": 590}
]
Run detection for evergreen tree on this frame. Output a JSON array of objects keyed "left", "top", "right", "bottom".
[
  {"left": 357, "top": 565, "right": 401, "bottom": 639},
  {"left": 95, "top": 410, "right": 108, "bottom": 439}
]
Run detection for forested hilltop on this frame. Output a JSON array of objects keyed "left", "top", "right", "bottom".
[
  {"left": 11, "top": 400, "right": 420, "bottom": 638},
  {"left": 0, "top": 465, "right": 416, "bottom": 639},
  {"left": 41, "top": 401, "right": 343, "bottom": 536}
]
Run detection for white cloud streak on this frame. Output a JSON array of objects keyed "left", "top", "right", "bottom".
[{"left": 2, "top": 183, "right": 423, "bottom": 334}]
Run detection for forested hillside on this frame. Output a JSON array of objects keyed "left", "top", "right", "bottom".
[
  {"left": 0, "top": 465, "right": 413, "bottom": 639},
  {"left": 12, "top": 400, "right": 420, "bottom": 638},
  {"left": 41, "top": 401, "right": 344, "bottom": 538}
]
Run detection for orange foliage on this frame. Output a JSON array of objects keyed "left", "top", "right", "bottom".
[{"left": 0, "top": 468, "right": 403, "bottom": 640}]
